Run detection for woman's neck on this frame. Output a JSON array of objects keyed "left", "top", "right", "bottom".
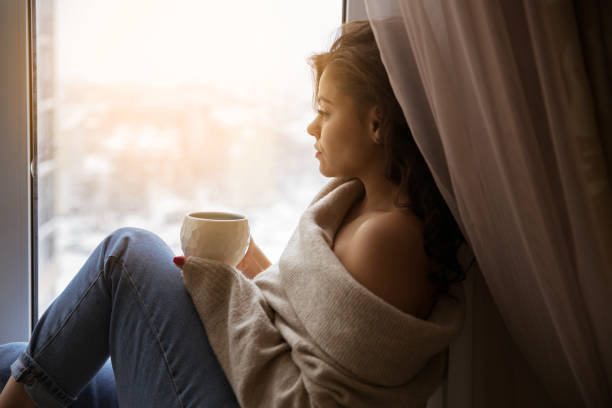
[{"left": 356, "top": 175, "right": 407, "bottom": 214}]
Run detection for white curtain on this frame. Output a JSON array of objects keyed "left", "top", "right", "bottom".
[{"left": 364, "top": 1, "right": 612, "bottom": 407}]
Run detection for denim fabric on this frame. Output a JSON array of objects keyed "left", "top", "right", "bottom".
[
  {"left": 2, "top": 227, "right": 239, "bottom": 408},
  {"left": 1, "top": 342, "right": 118, "bottom": 407}
]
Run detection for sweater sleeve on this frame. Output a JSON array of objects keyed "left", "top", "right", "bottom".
[{"left": 181, "top": 256, "right": 335, "bottom": 408}]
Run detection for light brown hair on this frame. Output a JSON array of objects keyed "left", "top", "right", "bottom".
[{"left": 308, "top": 21, "right": 470, "bottom": 296}]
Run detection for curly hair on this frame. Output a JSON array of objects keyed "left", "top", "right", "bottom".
[{"left": 307, "top": 21, "right": 471, "bottom": 297}]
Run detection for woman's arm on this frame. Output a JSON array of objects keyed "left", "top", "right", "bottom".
[{"left": 180, "top": 257, "right": 315, "bottom": 408}]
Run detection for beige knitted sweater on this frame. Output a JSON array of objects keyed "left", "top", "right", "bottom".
[{"left": 182, "top": 177, "right": 466, "bottom": 407}]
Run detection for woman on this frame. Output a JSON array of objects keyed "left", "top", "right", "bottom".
[{"left": 0, "top": 21, "right": 467, "bottom": 407}]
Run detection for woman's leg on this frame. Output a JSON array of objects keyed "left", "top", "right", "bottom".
[
  {"left": 6, "top": 227, "right": 238, "bottom": 408},
  {"left": 0, "top": 343, "right": 118, "bottom": 407}
]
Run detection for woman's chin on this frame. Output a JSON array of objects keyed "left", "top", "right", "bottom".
[
  {"left": 317, "top": 163, "right": 331, "bottom": 178},
  {"left": 317, "top": 160, "right": 350, "bottom": 179},
  {"left": 317, "top": 166, "right": 342, "bottom": 179}
]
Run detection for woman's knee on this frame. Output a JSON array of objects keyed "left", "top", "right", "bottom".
[
  {"left": 104, "top": 227, "right": 172, "bottom": 263},
  {"left": 102, "top": 227, "right": 178, "bottom": 286},
  {"left": 108, "top": 227, "right": 164, "bottom": 248}
]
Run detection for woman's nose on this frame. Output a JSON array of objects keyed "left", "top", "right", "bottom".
[{"left": 306, "top": 119, "right": 319, "bottom": 138}]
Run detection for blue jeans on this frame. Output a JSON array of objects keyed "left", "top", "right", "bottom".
[{"left": 0, "top": 227, "right": 239, "bottom": 407}]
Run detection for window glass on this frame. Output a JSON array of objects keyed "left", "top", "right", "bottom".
[{"left": 36, "top": 0, "right": 341, "bottom": 314}]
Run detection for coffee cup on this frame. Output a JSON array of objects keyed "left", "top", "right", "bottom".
[{"left": 180, "top": 211, "right": 250, "bottom": 267}]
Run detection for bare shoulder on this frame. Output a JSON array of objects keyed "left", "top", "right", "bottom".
[
  {"left": 342, "top": 211, "right": 436, "bottom": 318},
  {"left": 364, "top": 210, "right": 424, "bottom": 243}
]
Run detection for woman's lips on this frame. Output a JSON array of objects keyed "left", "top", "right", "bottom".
[{"left": 315, "top": 151, "right": 321, "bottom": 158}]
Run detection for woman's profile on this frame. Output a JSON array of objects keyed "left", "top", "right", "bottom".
[{"left": 0, "top": 21, "right": 468, "bottom": 407}]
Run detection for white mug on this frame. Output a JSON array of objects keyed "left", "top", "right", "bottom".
[{"left": 180, "top": 211, "right": 250, "bottom": 267}]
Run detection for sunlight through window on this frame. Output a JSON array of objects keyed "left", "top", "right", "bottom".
[{"left": 36, "top": 0, "right": 341, "bottom": 314}]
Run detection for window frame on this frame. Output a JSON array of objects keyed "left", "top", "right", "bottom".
[
  {"left": 346, "top": 0, "right": 366, "bottom": 21},
  {"left": 0, "top": 0, "right": 35, "bottom": 343}
]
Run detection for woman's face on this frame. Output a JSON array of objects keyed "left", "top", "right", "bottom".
[{"left": 307, "top": 67, "right": 381, "bottom": 179}]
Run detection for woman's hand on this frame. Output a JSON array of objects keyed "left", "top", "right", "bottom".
[
  {"left": 173, "top": 256, "right": 186, "bottom": 268},
  {"left": 172, "top": 238, "right": 271, "bottom": 280},
  {"left": 235, "top": 238, "right": 272, "bottom": 279}
]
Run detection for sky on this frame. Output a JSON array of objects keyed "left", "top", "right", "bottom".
[{"left": 55, "top": 0, "right": 342, "bottom": 93}]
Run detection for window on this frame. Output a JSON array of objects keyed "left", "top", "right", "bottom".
[{"left": 34, "top": 0, "right": 342, "bottom": 316}]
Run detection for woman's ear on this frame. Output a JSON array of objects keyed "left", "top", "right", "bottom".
[
  {"left": 373, "top": 119, "right": 380, "bottom": 133},
  {"left": 370, "top": 106, "right": 382, "bottom": 143}
]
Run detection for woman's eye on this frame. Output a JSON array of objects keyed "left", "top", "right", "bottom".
[{"left": 316, "top": 109, "right": 328, "bottom": 117}]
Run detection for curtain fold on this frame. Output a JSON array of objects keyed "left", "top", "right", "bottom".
[
  {"left": 364, "top": 1, "right": 612, "bottom": 407},
  {"left": 572, "top": 0, "right": 612, "bottom": 177}
]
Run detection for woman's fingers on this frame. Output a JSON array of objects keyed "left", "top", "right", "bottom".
[{"left": 173, "top": 256, "right": 186, "bottom": 269}]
